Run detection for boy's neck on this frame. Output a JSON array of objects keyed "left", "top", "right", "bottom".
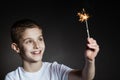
[{"left": 22, "top": 61, "right": 42, "bottom": 72}]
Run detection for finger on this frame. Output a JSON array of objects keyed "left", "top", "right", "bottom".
[
  {"left": 87, "top": 38, "right": 96, "bottom": 44},
  {"left": 87, "top": 44, "right": 99, "bottom": 51}
]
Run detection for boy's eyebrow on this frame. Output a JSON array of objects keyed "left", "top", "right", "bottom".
[
  {"left": 39, "top": 35, "right": 43, "bottom": 37},
  {"left": 23, "top": 38, "right": 32, "bottom": 42},
  {"left": 23, "top": 35, "right": 43, "bottom": 41},
  {"left": 38, "top": 35, "right": 43, "bottom": 38}
]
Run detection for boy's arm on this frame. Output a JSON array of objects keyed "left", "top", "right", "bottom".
[{"left": 68, "top": 38, "right": 99, "bottom": 80}]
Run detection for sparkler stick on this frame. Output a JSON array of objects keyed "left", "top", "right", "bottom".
[
  {"left": 77, "top": 8, "right": 90, "bottom": 38},
  {"left": 85, "top": 20, "right": 90, "bottom": 38}
]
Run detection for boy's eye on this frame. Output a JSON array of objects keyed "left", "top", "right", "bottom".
[
  {"left": 39, "top": 37, "right": 43, "bottom": 41},
  {"left": 25, "top": 40, "right": 33, "bottom": 44}
]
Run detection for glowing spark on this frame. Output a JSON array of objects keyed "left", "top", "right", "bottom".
[
  {"left": 77, "top": 8, "right": 90, "bottom": 38},
  {"left": 77, "top": 8, "right": 89, "bottom": 22}
]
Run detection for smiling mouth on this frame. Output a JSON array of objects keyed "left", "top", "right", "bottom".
[{"left": 31, "top": 50, "right": 42, "bottom": 55}]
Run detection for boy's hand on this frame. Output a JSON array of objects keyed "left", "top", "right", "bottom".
[{"left": 85, "top": 38, "right": 100, "bottom": 61}]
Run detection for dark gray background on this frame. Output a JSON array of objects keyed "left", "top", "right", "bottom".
[{"left": 0, "top": 0, "right": 119, "bottom": 80}]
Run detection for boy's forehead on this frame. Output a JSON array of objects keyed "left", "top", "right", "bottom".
[
  {"left": 25, "top": 27, "right": 42, "bottom": 33},
  {"left": 22, "top": 28, "right": 42, "bottom": 38}
]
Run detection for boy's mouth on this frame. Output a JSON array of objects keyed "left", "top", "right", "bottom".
[{"left": 31, "top": 50, "right": 42, "bottom": 55}]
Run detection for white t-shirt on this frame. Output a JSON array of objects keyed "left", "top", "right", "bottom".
[{"left": 5, "top": 61, "right": 73, "bottom": 80}]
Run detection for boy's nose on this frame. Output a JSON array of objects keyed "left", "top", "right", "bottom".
[{"left": 34, "top": 41, "right": 40, "bottom": 49}]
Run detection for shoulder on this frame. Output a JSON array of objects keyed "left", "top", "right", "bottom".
[
  {"left": 5, "top": 67, "right": 22, "bottom": 79},
  {"left": 43, "top": 61, "right": 73, "bottom": 80},
  {"left": 43, "top": 61, "right": 72, "bottom": 71},
  {"left": 42, "top": 61, "right": 58, "bottom": 67},
  {"left": 43, "top": 61, "right": 62, "bottom": 68}
]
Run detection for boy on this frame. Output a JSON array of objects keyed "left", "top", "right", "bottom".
[{"left": 5, "top": 19, "right": 99, "bottom": 80}]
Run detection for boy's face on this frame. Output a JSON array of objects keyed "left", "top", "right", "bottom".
[{"left": 16, "top": 27, "right": 45, "bottom": 62}]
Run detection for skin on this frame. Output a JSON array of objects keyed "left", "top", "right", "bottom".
[
  {"left": 11, "top": 27, "right": 99, "bottom": 80},
  {"left": 69, "top": 38, "right": 99, "bottom": 80},
  {"left": 11, "top": 27, "right": 45, "bottom": 72}
]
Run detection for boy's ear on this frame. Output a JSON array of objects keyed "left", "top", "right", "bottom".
[{"left": 11, "top": 43, "right": 20, "bottom": 53}]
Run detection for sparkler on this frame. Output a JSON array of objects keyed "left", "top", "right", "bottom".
[{"left": 77, "top": 8, "right": 90, "bottom": 38}]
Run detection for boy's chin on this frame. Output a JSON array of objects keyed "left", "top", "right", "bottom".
[{"left": 29, "top": 59, "right": 42, "bottom": 63}]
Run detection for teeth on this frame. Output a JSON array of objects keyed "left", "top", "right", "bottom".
[
  {"left": 32, "top": 52, "right": 38, "bottom": 54},
  {"left": 34, "top": 52, "right": 39, "bottom": 54},
  {"left": 32, "top": 50, "right": 41, "bottom": 54}
]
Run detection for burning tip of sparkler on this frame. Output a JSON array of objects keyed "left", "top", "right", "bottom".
[{"left": 77, "top": 8, "right": 89, "bottom": 22}]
